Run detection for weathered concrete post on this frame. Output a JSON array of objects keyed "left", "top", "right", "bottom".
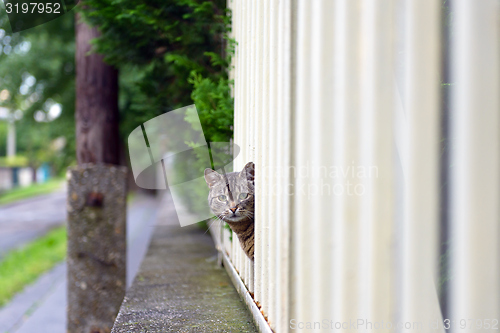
[{"left": 67, "top": 164, "right": 127, "bottom": 333}]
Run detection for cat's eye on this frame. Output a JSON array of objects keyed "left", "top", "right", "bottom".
[
  {"left": 239, "top": 193, "right": 248, "bottom": 200},
  {"left": 218, "top": 195, "right": 227, "bottom": 202}
]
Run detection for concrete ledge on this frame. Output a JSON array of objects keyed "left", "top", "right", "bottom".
[
  {"left": 221, "top": 252, "right": 274, "bottom": 333},
  {"left": 111, "top": 217, "right": 257, "bottom": 332}
]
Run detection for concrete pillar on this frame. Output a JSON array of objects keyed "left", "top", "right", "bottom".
[{"left": 67, "top": 164, "right": 127, "bottom": 333}]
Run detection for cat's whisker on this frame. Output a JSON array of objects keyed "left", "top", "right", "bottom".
[
  {"left": 215, "top": 213, "right": 227, "bottom": 225},
  {"left": 203, "top": 219, "right": 217, "bottom": 235},
  {"left": 204, "top": 216, "right": 224, "bottom": 235}
]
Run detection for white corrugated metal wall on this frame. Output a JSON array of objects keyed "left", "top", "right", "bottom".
[{"left": 211, "top": 0, "right": 500, "bottom": 332}]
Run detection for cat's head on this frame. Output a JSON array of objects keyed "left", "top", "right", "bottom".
[{"left": 204, "top": 162, "right": 255, "bottom": 223}]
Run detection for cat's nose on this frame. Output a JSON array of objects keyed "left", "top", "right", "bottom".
[{"left": 230, "top": 207, "right": 237, "bottom": 213}]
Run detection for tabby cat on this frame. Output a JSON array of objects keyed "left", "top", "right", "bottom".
[{"left": 204, "top": 162, "right": 255, "bottom": 260}]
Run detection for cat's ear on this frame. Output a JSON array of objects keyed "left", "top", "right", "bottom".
[
  {"left": 204, "top": 169, "right": 221, "bottom": 188},
  {"left": 239, "top": 162, "right": 255, "bottom": 183}
]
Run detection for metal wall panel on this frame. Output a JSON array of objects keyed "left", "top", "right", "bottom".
[
  {"left": 357, "top": 0, "right": 396, "bottom": 327},
  {"left": 399, "top": 0, "right": 442, "bottom": 330},
  {"left": 450, "top": 1, "right": 500, "bottom": 331}
]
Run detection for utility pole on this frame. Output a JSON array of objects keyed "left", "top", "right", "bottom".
[
  {"left": 67, "top": 13, "right": 126, "bottom": 333},
  {"left": 0, "top": 107, "right": 15, "bottom": 158},
  {"left": 7, "top": 118, "right": 15, "bottom": 157}
]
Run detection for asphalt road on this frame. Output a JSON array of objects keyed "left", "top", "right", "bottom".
[
  {"left": 0, "top": 188, "right": 67, "bottom": 258},
  {"left": 0, "top": 191, "right": 160, "bottom": 333}
]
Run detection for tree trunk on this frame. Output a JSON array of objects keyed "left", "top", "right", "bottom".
[{"left": 75, "top": 14, "right": 119, "bottom": 165}]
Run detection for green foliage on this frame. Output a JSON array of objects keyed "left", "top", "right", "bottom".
[
  {"left": 0, "top": 11, "right": 76, "bottom": 174},
  {"left": 78, "top": 0, "right": 230, "bottom": 137},
  {"left": 188, "top": 36, "right": 235, "bottom": 144},
  {"left": 0, "top": 155, "right": 28, "bottom": 167},
  {"left": 189, "top": 70, "right": 233, "bottom": 143},
  {"left": 17, "top": 118, "right": 74, "bottom": 173},
  {"left": 0, "top": 226, "right": 66, "bottom": 307}
]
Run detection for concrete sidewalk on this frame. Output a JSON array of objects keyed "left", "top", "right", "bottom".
[
  {"left": 0, "top": 192, "right": 159, "bottom": 333},
  {"left": 111, "top": 194, "right": 257, "bottom": 333}
]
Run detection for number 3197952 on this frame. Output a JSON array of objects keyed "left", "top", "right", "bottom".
[{"left": 5, "top": 2, "right": 61, "bottom": 14}]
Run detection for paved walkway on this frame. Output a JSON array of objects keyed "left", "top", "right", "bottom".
[
  {"left": 0, "top": 192, "right": 159, "bottom": 333},
  {"left": 111, "top": 193, "right": 257, "bottom": 333},
  {"left": 0, "top": 188, "right": 67, "bottom": 258}
]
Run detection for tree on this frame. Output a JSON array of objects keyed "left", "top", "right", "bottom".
[{"left": 75, "top": 14, "right": 119, "bottom": 164}]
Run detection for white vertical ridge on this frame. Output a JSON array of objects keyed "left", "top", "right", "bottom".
[
  {"left": 231, "top": 0, "right": 240, "bottom": 269},
  {"left": 292, "top": 0, "right": 318, "bottom": 325},
  {"left": 234, "top": 0, "right": 242, "bottom": 292},
  {"left": 234, "top": 0, "right": 241, "bottom": 170},
  {"left": 240, "top": 0, "right": 248, "bottom": 281},
  {"left": 332, "top": 0, "right": 363, "bottom": 326},
  {"left": 248, "top": 0, "right": 261, "bottom": 303},
  {"left": 267, "top": 0, "right": 279, "bottom": 329},
  {"left": 233, "top": 0, "right": 242, "bottom": 171},
  {"left": 230, "top": 0, "right": 236, "bottom": 271},
  {"left": 242, "top": 0, "right": 251, "bottom": 294},
  {"left": 249, "top": 0, "right": 263, "bottom": 294},
  {"left": 223, "top": 0, "right": 232, "bottom": 262},
  {"left": 224, "top": 226, "right": 231, "bottom": 257},
  {"left": 232, "top": 230, "right": 237, "bottom": 270},
  {"left": 400, "top": 0, "right": 442, "bottom": 330},
  {"left": 276, "top": 0, "right": 293, "bottom": 331},
  {"left": 236, "top": 0, "right": 249, "bottom": 278},
  {"left": 450, "top": 0, "right": 500, "bottom": 331},
  {"left": 245, "top": 0, "right": 255, "bottom": 297},
  {"left": 358, "top": 0, "right": 396, "bottom": 329},
  {"left": 245, "top": 257, "right": 250, "bottom": 291},
  {"left": 259, "top": 0, "right": 270, "bottom": 319},
  {"left": 241, "top": 0, "right": 257, "bottom": 284},
  {"left": 306, "top": 0, "right": 339, "bottom": 324}
]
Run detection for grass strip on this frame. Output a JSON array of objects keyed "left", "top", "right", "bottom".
[
  {"left": 0, "top": 226, "right": 67, "bottom": 307},
  {"left": 0, "top": 179, "right": 64, "bottom": 206}
]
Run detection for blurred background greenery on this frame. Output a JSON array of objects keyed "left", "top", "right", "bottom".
[
  {"left": 0, "top": 0, "right": 235, "bottom": 308},
  {"left": 0, "top": 9, "right": 75, "bottom": 177},
  {"left": 0, "top": 0, "right": 233, "bottom": 184}
]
